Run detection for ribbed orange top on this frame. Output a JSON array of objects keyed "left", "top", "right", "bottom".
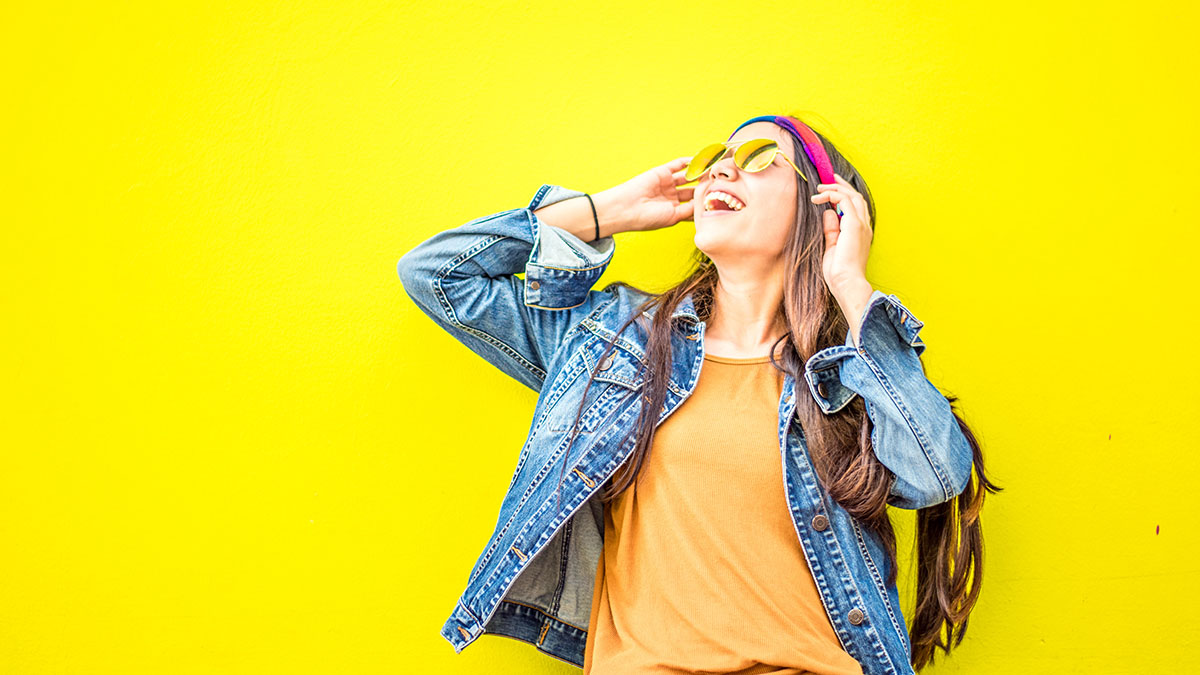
[{"left": 582, "top": 352, "right": 865, "bottom": 674}]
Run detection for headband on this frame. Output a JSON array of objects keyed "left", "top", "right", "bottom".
[{"left": 727, "top": 115, "right": 837, "bottom": 186}]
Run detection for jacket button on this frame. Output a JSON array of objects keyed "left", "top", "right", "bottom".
[
  {"left": 599, "top": 355, "right": 613, "bottom": 371},
  {"left": 848, "top": 608, "right": 865, "bottom": 625},
  {"left": 811, "top": 514, "right": 829, "bottom": 531},
  {"left": 529, "top": 280, "right": 540, "bottom": 290},
  {"left": 816, "top": 382, "right": 828, "bottom": 398}
]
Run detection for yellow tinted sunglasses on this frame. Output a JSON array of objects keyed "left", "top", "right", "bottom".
[{"left": 685, "top": 138, "right": 809, "bottom": 183}]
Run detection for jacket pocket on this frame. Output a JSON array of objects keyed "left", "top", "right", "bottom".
[
  {"left": 583, "top": 335, "right": 646, "bottom": 392},
  {"left": 543, "top": 336, "right": 645, "bottom": 434}
]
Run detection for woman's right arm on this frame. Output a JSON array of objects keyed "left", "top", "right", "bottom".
[
  {"left": 396, "top": 157, "right": 694, "bottom": 392},
  {"left": 396, "top": 184, "right": 635, "bottom": 392}
]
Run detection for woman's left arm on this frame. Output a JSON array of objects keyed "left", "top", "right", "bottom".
[{"left": 806, "top": 286, "right": 974, "bottom": 510}]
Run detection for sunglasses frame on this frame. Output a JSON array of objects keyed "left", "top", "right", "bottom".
[{"left": 687, "top": 138, "right": 809, "bottom": 184}]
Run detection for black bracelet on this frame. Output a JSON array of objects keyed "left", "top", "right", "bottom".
[{"left": 583, "top": 193, "right": 600, "bottom": 243}]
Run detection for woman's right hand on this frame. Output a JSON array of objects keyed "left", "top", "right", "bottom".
[{"left": 596, "top": 156, "right": 696, "bottom": 233}]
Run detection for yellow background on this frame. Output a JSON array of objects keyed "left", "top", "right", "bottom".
[{"left": 3, "top": 1, "right": 1197, "bottom": 672}]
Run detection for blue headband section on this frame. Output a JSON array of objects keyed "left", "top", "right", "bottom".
[{"left": 727, "top": 115, "right": 783, "bottom": 140}]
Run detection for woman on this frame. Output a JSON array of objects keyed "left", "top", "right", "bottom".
[{"left": 397, "top": 113, "right": 1000, "bottom": 674}]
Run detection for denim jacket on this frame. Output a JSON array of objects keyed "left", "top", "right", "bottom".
[{"left": 397, "top": 184, "right": 974, "bottom": 674}]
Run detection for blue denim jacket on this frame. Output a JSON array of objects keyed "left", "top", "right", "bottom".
[{"left": 397, "top": 184, "right": 974, "bottom": 674}]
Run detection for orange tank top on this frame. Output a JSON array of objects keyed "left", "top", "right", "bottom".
[{"left": 582, "top": 352, "right": 865, "bottom": 675}]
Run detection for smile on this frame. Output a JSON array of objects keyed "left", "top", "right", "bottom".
[{"left": 703, "top": 190, "right": 746, "bottom": 212}]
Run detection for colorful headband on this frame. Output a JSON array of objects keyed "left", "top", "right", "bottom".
[{"left": 727, "top": 115, "right": 837, "bottom": 186}]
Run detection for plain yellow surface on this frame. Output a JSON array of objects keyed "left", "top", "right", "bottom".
[{"left": 3, "top": 1, "right": 1197, "bottom": 673}]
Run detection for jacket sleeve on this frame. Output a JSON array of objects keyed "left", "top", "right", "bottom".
[
  {"left": 802, "top": 290, "right": 974, "bottom": 510},
  {"left": 396, "top": 184, "right": 619, "bottom": 393}
]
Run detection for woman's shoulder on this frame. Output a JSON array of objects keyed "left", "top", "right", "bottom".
[
  {"left": 590, "top": 283, "right": 678, "bottom": 338},
  {"left": 599, "top": 282, "right": 656, "bottom": 312}
]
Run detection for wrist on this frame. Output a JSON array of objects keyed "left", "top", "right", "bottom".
[
  {"left": 830, "top": 275, "right": 872, "bottom": 301},
  {"left": 831, "top": 277, "right": 874, "bottom": 345},
  {"left": 591, "top": 188, "right": 635, "bottom": 236}
]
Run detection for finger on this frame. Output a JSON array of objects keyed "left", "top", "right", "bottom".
[
  {"left": 676, "top": 201, "right": 694, "bottom": 223},
  {"left": 822, "top": 208, "right": 840, "bottom": 249},
  {"left": 676, "top": 185, "right": 695, "bottom": 202},
  {"left": 811, "top": 190, "right": 851, "bottom": 220},
  {"left": 809, "top": 190, "right": 847, "bottom": 206},
  {"left": 821, "top": 182, "right": 867, "bottom": 224},
  {"left": 817, "top": 181, "right": 858, "bottom": 198},
  {"left": 817, "top": 176, "right": 868, "bottom": 225},
  {"left": 810, "top": 189, "right": 838, "bottom": 202},
  {"left": 851, "top": 194, "right": 869, "bottom": 226}
]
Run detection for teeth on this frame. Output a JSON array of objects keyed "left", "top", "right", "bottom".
[{"left": 704, "top": 190, "right": 745, "bottom": 212}]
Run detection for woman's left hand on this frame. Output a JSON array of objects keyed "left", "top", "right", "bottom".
[{"left": 812, "top": 173, "right": 873, "bottom": 293}]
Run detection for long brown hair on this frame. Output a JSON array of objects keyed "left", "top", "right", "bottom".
[{"left": 552, "top": 114, "right": 1002, "bottom": 671}]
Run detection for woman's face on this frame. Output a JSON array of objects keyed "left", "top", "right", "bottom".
[{"left": 692, "top": 121, "right": 800, "bottom": 261}]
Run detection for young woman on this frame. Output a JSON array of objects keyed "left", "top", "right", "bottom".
[{"left": 398, "top": 114, "right": 1000, "bottom": 674}]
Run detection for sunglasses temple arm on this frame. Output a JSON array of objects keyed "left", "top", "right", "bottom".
[{"left": 779, "top": 153, "right": 809, "bottom": 183}]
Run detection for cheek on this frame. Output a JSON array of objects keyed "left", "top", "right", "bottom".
[
  {"left": 761, "top": 200, "right": 797, "bottom": 247},
  {"left": 766, "top": 195, "right": 797, "bottom": 227}
]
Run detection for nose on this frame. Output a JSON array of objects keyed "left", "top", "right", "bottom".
[{"left": 707, "top": 151, "right": 737, "bottom": 181}]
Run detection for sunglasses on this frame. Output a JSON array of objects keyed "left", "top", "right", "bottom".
[{"left": 685, "top": 138, "right": 808, "bottom": 183}]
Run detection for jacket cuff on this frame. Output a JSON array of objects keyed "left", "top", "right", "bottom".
[
  {"left": 803, "top": 290, "right": 926, "bottom": 413},
  {"left": 522, "top": 184, "right": 617, "bottom": 309}
]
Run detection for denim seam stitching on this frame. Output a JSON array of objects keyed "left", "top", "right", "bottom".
[
  {"left": 851, "top": 517, "right": 910, "bottom": 656},
  {"left": 527, "top": 260, "right": 610, "bottom": 273},
  {"left": 499, "top": 598, "right": 590, "bottom": 633},
  {"left": 541, "top": 356, "right": 592, "bottom": 433},
  {"left": 431, "top": 234, "right": 548, "bottom": 385},
  {"left": 578, "top": 321, "right": 646, "bottom": 361},
  {"left": 457, "top": 598, "right": 481, "bottom": 625}
]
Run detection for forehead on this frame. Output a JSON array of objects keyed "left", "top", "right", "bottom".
[{"left": 728, "top": 121, "right": 796, "bottom": 154}]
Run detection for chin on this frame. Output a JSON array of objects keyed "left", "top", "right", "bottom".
[{"left": 693, "top": 229, "right": 721, "bottom": 252}]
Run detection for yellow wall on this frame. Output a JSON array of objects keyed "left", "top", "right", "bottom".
[{"left": 3, "top": 1, "right": 1196, "bottom": 672}]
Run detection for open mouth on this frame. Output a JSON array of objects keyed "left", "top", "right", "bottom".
[{"left": 703, "top": 190, "right": 746, "bottom": 214}]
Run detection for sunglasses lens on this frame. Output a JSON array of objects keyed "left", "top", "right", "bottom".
[
  {"left": 735, "top": 139, "right": 779, "bottom": 172},
  {"left": 686, "top": 142, "right": 730, "bottom": 181}
]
